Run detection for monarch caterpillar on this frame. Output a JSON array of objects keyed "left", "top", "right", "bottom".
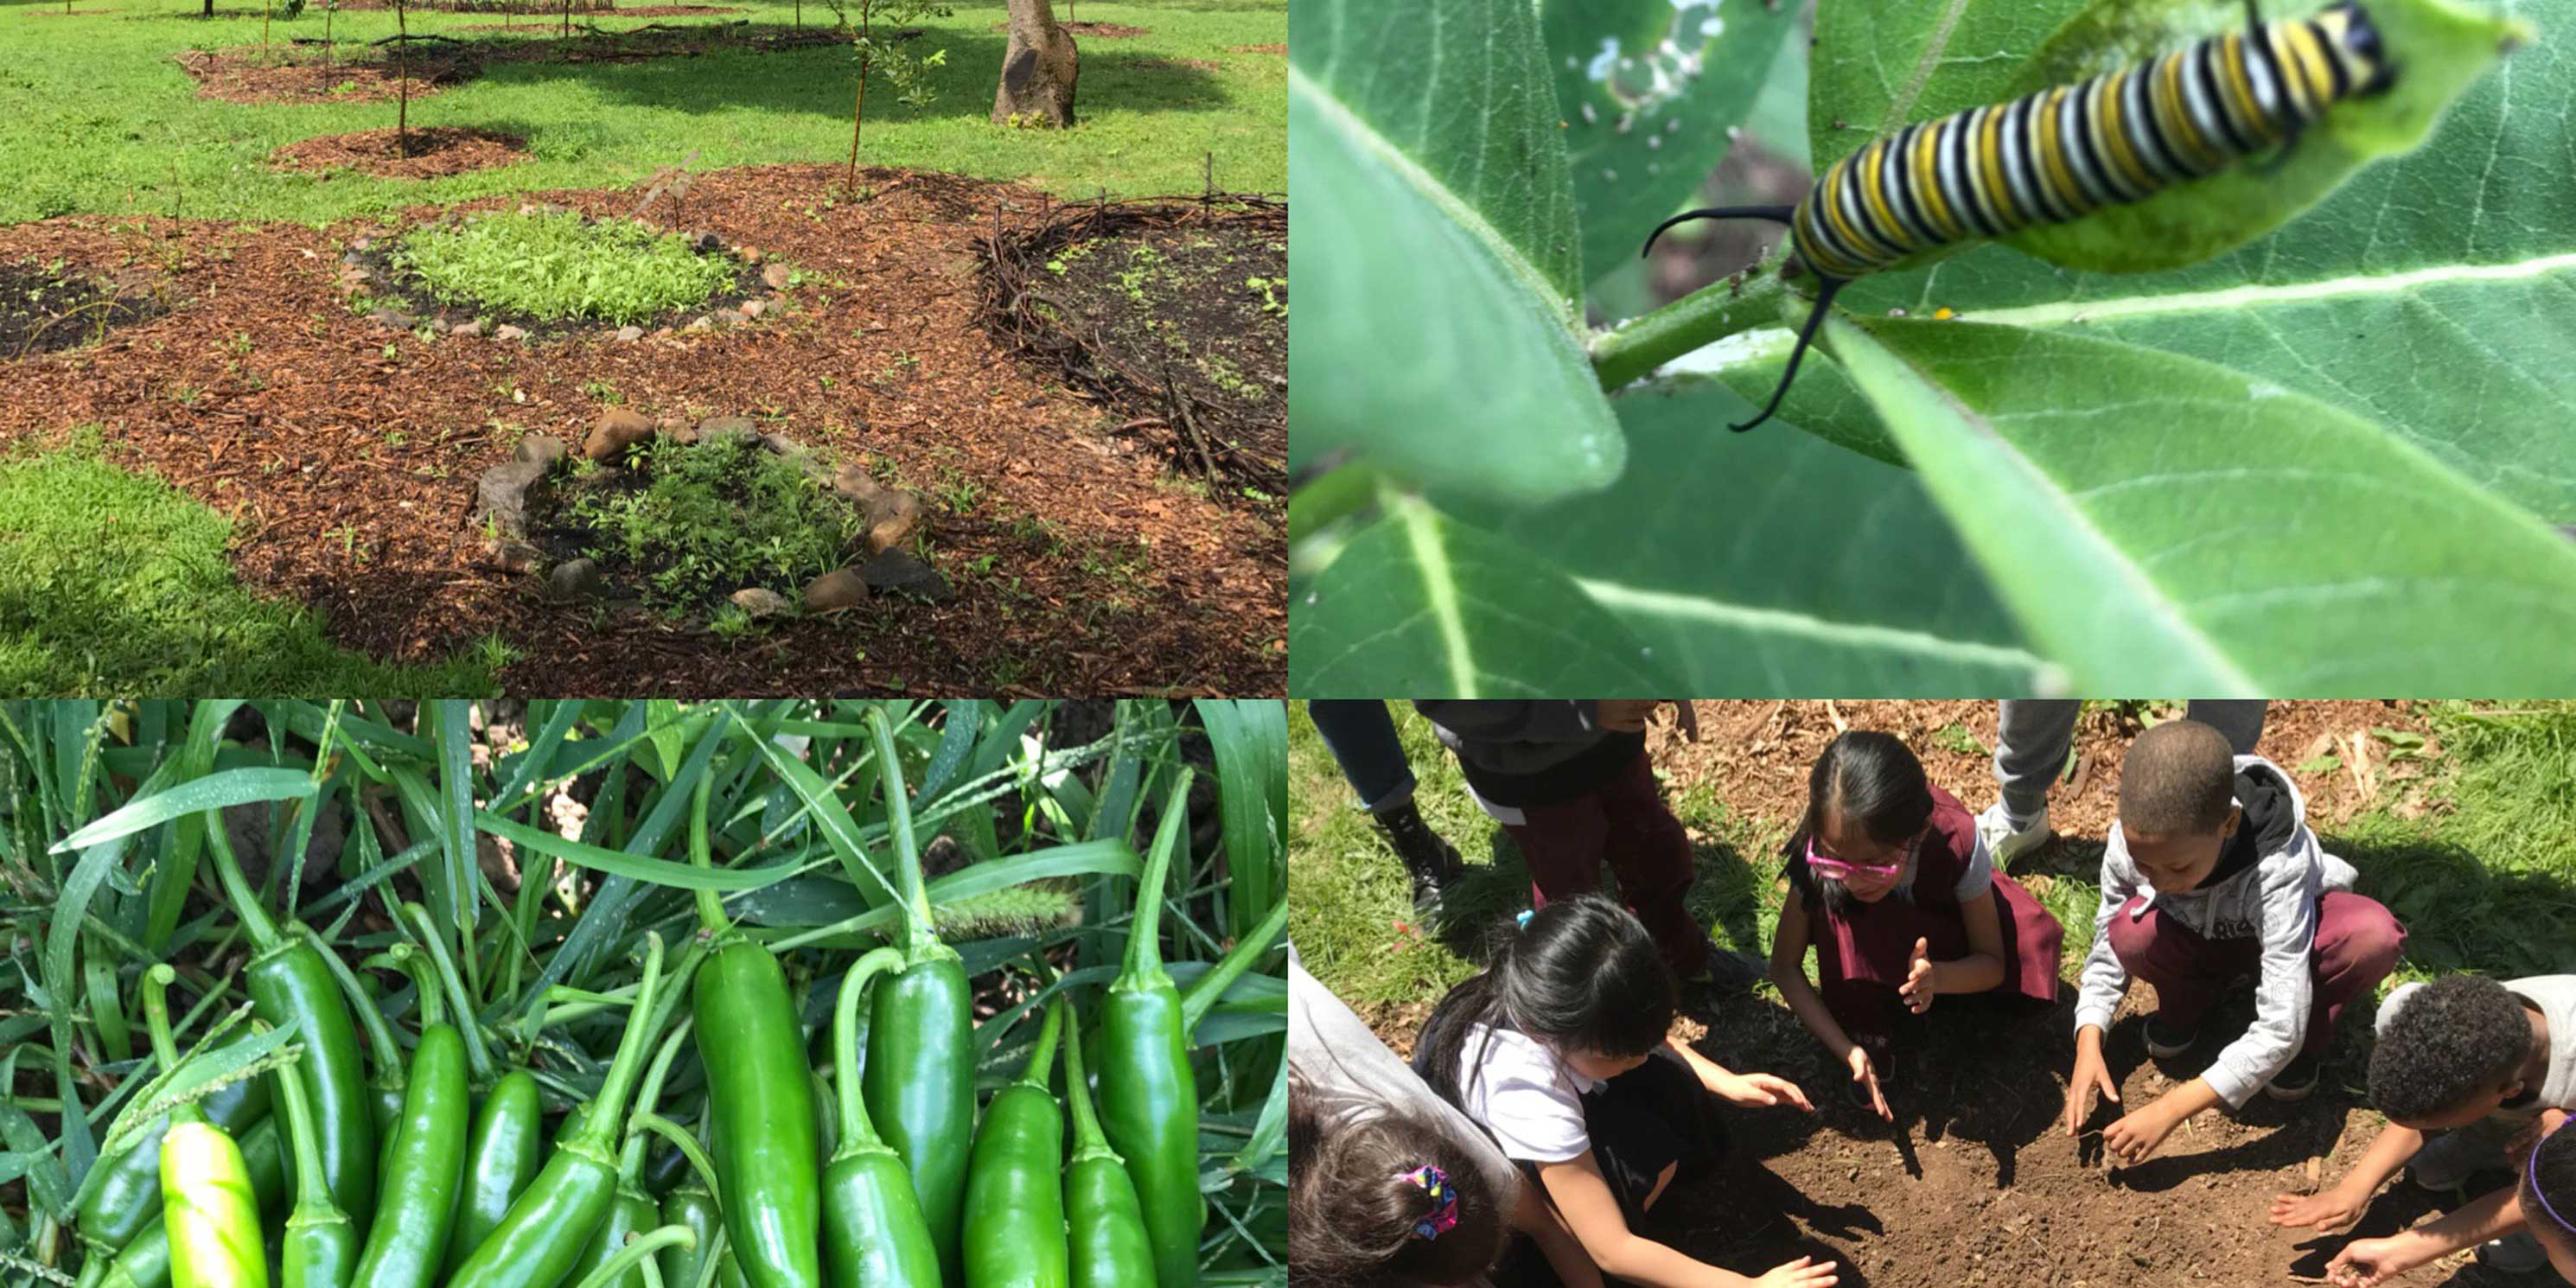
[{"left": 1645, "top": 2, "right": 2395, "bottom": 431}]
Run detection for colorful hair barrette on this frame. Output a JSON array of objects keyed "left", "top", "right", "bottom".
[{"left": 1399, "top": 1164, "right": 1459, "bottom": 1240}]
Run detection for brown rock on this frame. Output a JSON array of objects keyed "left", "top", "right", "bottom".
[
  {"left": 741, "top": 246, "right": 765, "bottom": 265},
  {"left": 685, "top": 316, "right": 713, "bottom": 333},
  {"left": 831, "top": 463, "right": 882, "bottom": 506},
  {"left": 494, "top": 324, "right": 530, "bottom": 342},
  {"left": 762, "top": 263, "right": 793, "bottom": 290},
  {"left": 728, "top": 587, "right": 792, "bottom": 619},
  {"left": 513, "top": 433, "right": 567, "bottom": 468},
  {"left": 487, "top": 538, "right": 545, "bottom": 574},
  {"left": 449, "top": 318, "right": 485, "bottom": 337},
  {"left": 368, "top": 308, "right": 415, "bottom": 330},
  {"left": 614, "top": 325, "right": 644, "bottom": 342},
  {"left": 857, "top": 549, "right": 952, "bottom": 603},
  {"left": 696, "top": 416, "right": 760, "bottom": 445},
  {"left": 545, "top": 558, "right": 605, "bottom": 602},
  {"left": 584, "top": 407, "right": 655, "bottom": 461},
  {"left": 473, "top": 458, "right": 549, "bottom": 539},
  {"left": 738, "top": 299, "right": 767, "bottom": 320},
  {"left": 864, "top": 488, "right": 926, "bottom": 553},
  {"left": 803, "top": 569, "right": 870, "bottom": 613}
]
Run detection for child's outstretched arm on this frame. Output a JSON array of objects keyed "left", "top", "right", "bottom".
[
  {"left": 1768, "top": 889, "right": 1889, "bottom": 1120},
  {"left": 1512, "top": 1180, "right": 1609, "bottom": 1288},
  {"left": 1900, "top": 895, "right": 2008, "bottom": 1014},
  {"left": 1665, "top": 1040, "right": 1815, "bottom": 1114},
  {"left": 1535, "top": 1153, "right": 1840, "bottom": 1288},
  {"left": 2325, "top": 1185, "right": 2526, "bottom": 1288},
  {"left": 2065, "top": 857, "right": 2143, "bottom": 1137},
  {"left": 2270, "top": 1122, "right": 2427, "bottom": 1234}
]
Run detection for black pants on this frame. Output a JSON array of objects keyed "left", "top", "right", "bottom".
[{"left": 1492, "top": 1049, "right": 1728, "bottom": 1287}]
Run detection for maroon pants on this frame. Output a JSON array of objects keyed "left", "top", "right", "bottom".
[
  {"left": 1502, "top": 751, "right": 1709, "bottom": 981},
  {"left": 2105, "top": 889, "right": 2405, "bottom": 1056}
]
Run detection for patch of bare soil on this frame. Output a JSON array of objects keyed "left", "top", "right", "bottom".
[
  {"left": 1227, "top": 42, "right": 1286, "bottom": 54},
  {"left": 0, "top": 166, "right": 1284, "bottom": 694},
  {"left": 992, "top": 18, "right": 1145, "bottom": 37},
  {"left": 269, "top": 127, "right": 530, "bottom": 180},
  {"left": 979, "top": 196, "right": 1285, "bottom": 496},
  {"left": 0, "top": 260, "right": 167, "bottom": 360},
  {"left": 175, "top": 47, "right": 470, "bottom": 103}
]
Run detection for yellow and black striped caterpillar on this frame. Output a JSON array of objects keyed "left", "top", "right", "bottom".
[{"left": 1645, "top": 2, "right": 2394, "bottom": 431}]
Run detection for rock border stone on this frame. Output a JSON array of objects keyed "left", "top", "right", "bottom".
[
  {"left": 338, "top": 204, "right": 797, "bottom": 344},
  {"left": 470, "top": 411, "right": 951, "bottom": 624}
]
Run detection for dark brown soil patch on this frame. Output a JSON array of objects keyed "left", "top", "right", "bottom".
[
  {"left": 0, "top": 261, "right": 168, "bottom": 361},
  {"left": 0, "top": 166, "right": 1284, "bottom": 695},
  {"left": 979, "top": 195, "right": 1285, "bottom": 496},
  {"left": 992, "top": 19, "right": 1145, "bottom": 37},
  {"left": 175, "top": 48, "right": 470, "bottom": 104},
  {"left": 1227, "top": 42, "right": 1285, "bottom": 54},
  {"left": 270, "top": 127, "right": 529, "bottom": 180},
  {"left": 1136, "top": 56, "right": 1223, "bottom": 72}
]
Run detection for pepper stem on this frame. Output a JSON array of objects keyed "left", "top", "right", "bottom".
[
  {"left": 200, "top": 808, "right": 283, "bottom": 951},
  {"left": 688, "top": 772, "right": 728, "bottom": 935},
  {"left": 571, "top": 932, "right": 666, "bottom": 1155},
  {"left": 1061, "top": 1002, "right": 1116, "bottom": 1159},
  {"left": 265, "top": 1021, "right": 339, "bottom": 1216},
  {"left": 1179, "top": 897, "right": 1290, "bottom": 1036},
  {"left": 564, "top": 1225, "right": 696, "bottom": 1288},
  {"left": 303, "top": 924, "right": 405, "bottom": 1091},
  {"left": 630, "top": 1111, "right": 722, "bottom": 1205},
  {"left": 403, "top": 901, "right": 494, "bottom": 1084},
  {"left": 864, "top": 707, "right": 942, "bottom": 960},
  {"left": 137, "top": 965, "right": 197, "bottom": 1125},
  {"left": 621, "top": 1020, "right": 692, "bottom": 1183},
  {"left": 1122, "top": 770, "right": 1195, "bottom": 986},
  {"left": 1017, "top": 996, "right": 1063, "bottom": 1089},
  {"left": 832, "top": 947, "right": 905, "bottom": 1151},
  {"left": 370, "top": 944, "right": 443, "bottom": 1028}
]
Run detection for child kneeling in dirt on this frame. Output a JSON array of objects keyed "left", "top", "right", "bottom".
[
  {"left": 1414, "top": 896, "right": 1839, "bottom": 1288},
  {"left": 2062, "top": 720, "right": 2408, "bottom": 1164},
  {"left": 1767, "top": 730, "right": 2065, "bottom": 1119},
  {"left": 2273, "top": 973, "right": 2576, "bottom": 1281}
]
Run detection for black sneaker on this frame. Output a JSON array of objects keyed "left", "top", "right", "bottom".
[
  {"left": 1377, "top": 800, "right": 1463, "bottom": 918},
  {"left": 2144, "top": 1013, "right": 2199, "bottom": 1059},
  {"left": 2266, "top": 1052, "right": 2321, "bottom": 1101}
]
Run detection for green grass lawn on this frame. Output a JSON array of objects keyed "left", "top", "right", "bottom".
[
  {"left": 1291, "top": 701, "right": 2576, "bottom": 1015},
  {"left": 0, "top": 432, "right": 500, "bottom": 694},
  {"left": 0, "top": 0, "right": 1284, "bottom": 225}
]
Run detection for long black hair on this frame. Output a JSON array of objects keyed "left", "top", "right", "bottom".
[
  {"left": 1786, "top": 730, "right": 1935, "bottom": 915},
  {"left": 1413, "top": 894, "right": 1675, "bottom": 1111},
  {"left": 2519, "top": 1116, "right": 2576, "bottom": 1261}
]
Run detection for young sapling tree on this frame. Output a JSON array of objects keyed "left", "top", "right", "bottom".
[{"left": 821, "top": 0, "right": 950, "bottom": 200}]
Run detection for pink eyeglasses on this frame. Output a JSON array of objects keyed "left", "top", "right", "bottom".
[{"left": 1804, "top": 835, "right": 1906, "bottom": 881}]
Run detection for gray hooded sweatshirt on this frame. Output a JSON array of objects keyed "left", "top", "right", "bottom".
[{"left": 2073, "top": 754, "right": 2359, "bottom": 1108}]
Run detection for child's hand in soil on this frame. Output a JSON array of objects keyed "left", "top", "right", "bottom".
[
  {"left": 2324, "top": 1234, "right": 2424, "bottom": 1288},
  {"left": 2268, "top": 1184, "right": 2368, "bottom": 1235},
  {"left": 1897, "top": 938, "right": 1935, "bottom": 1014},
  {"left": 2102, "top": 1100, "right": 2181, "bottom": 1165},
  {"left": 2062, "top": 1043, "right": 2121, "bottom": 1137},
  {"left": 1846, "top": 1045, "right": 1891, "bottom": 1121},
  {"left": 1748, "top": 1254, "right": 1840, "bottom": 1288},
  {"left": 1709, "top": 1068, "right": 1815, "bottom": 1113}
]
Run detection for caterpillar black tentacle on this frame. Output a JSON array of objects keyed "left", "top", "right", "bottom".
[{"left": 1650, "top": 1, "right": 2396, "bottom": 432}]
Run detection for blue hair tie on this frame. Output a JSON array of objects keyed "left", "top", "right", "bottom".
[{"left": 1514, "top": 909, "right": 1534, "bottom": 931}]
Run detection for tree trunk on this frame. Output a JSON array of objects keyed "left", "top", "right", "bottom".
[{"left": 992, "top": 0, "right": 1076, "bottom": 128}]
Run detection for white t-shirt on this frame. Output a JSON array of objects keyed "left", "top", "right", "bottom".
[
  {"left": 1286, "top": 950, "right": 1522, "bottom": 1208},
  {"left": 2379, "top": 974, "right": 2576, "bottom": 1117},
  {"left": 1453, "top": 1023, "right": 1604, "bottom": 1164}
]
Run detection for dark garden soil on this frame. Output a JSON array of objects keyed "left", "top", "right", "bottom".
[
  {"left": 1353, "top": 701, "right": 2528, "bottom": 1288},
  {"left": 0, "top": 165, "right": 1285, "bottom": 694},
  {"left": 0, "top": 260, "right": 166, "bottom": 360},
  {"left": 979, "top": 196, "right": 1285, "bottom": 494},
  {"left": 270, "top": 127, "right": 531, "bottom": 180},
  {"left": 991, "top": 19, "right": 1146, "bottom": 37},
  {"left": 177, "top": 48, "right": 472, "bottom": 104}
]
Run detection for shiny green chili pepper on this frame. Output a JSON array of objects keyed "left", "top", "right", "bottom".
[
  {"left": 962, "top": 997, "right": 1068, "bottom": 1288},
  {"left": 688, "top": 774, "right": 822, "bottom": 1288},
  {"left": 142, "top": 966, "right": 267, "bottom": 1288},
  {"left": 1060, "top": 1006, "right": 1153, "bottom": 1288},
  {"left": 822, "top": 947, "right": 940, "bottom": 1288},
  {"left": 1096, "top": 774, "right": 1203, "bottom": 1288},
  {"left": 445, "top": 1070, "right": 544, "bottom": 1279},
  {"left": 271, "top": 1023, "right": 358, "bottom": 1288},
  {"left": 444, "top": 934, "right": 674, "bottom": 1288},
  {"left": 658, "top": 1146, "right": 725, "bottom": 1288},
  {"left": 97, "top": 1116, "right": 290, "bottom": 1288},
  {"left": 203, "top": 814, "right": 376, "bottom": 1226},
  {"left": 859, "top": 708, "right": 976, "bottom": 1283},
  {"left": 80, "top": 1030, "right": 274, "bottom": 1253},
  {"left": 349, "top": 943, "right": 469, "bottom": 1288},
  {"left": 572, "top": 1021, "right": 692, "bottom": 1288}
]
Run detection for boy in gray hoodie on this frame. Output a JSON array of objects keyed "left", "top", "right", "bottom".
[{"left": 2061, "top": 720, "right": 2407, "bottom": 1165}]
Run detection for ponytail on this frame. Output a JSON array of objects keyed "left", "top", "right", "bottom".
[
  {"left": 1414, "top": 894, "right": 1674, "bottom": 1110},
  {"left": 1289, "top": 1072, "right": 1509, "bottom": 1288}
]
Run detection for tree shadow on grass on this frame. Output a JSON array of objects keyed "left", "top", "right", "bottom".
[{"left": 2329, "top": 830, "right": 2576, "bottom": 982}]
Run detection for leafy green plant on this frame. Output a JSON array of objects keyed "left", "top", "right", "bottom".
[
  {"left": 822, "top": 0, "right": 953, "bottom": 199},
  {"left": 393, "top": 211, "right": 736, "bottom": 327},
  {"left": 562, "top": 434, "right": 861, "bottom": 609},
  {"left": 1291, "top": 0, "right": 2576, "bottom": 693}
]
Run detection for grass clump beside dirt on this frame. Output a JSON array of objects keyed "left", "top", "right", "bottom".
[
  {"left": 558, "top": 432, "right": 859, "bottom": 609},
  {"left": 0, "top": 434, "right": 495, "bottom": 696},
  {"left": 395, "top": 209, "right": 735, "bottom": 324}
]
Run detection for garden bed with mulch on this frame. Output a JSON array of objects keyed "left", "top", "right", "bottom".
[
  {"left": 0, "top": 259, "right": 168, "bottom": 360},
  {"left": 991, "top": 19, "right": 1146, "bottom": 37},
  {"left": 978, "top": 194, "right": 1285, "bottom": 495},
  {"left": 175, "top": 46, "right": 473, "bottom": 103},
  {"left": 1227, "top": 42, "right": 1285, "bottom": 54},
  {"left": 176, "top": 24, "right": 851, "bottom": 104},
  {"left": 0, "top": 165, "right": 1284, "bottom": 694},
  {"left": 270, "top": 126, "right": 530, "bottom": 180}
]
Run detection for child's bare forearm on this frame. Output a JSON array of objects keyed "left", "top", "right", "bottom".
[
  {"left": 2337, "top": 1122, "right": 2428, "bottom": 1197},
  {"left": 2146, "top": 1076, "right": 2225, "bottom": 1125},
  {"left": 1514, "top": 1185, "right": 1608, "bottom": 1288},
  {"left": 1771, "top": 964, "right": 1855, "bottom": 1056},
  {"left": 1932, "top": 953, "right": 2004, "bottom": 996},
  {"left": 1592, "top": 1234, "right": 1763, "bottom": 1288}
]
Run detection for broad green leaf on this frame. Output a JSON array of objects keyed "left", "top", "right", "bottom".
[
  {"left": 1290, "top": 0, "right": 1626, "bottom": 504},
  {"left": 1289, "top": 497, "right": 1682, "bottom": 696},
  {"left": 475, "top": 811, "right": 802, "bottom": 891},
  {"left": 53, "top": 768, "right": 316, "bottom": 853},
  {"left": 1824, "top": 313, "right": 2576, "bottom": 690},
  {"left": 1547, "top": 0, "right": 1801, "bottom": 286},
  {"left": 1444, "top": 381, "right": 2051, "bottom": 692}
]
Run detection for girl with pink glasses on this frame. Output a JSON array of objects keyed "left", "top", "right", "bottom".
[{"left": 1768, "top": 730, "right": 2066, "bottom": 1118}]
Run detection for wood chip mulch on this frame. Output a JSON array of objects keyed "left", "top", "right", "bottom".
[
  {"left": 1227, "top": 43, "right": 1285, "bottom": 54},
  {"left": 175, "top": 48, "right": 470, "bottom": 104},
  {"left": 269, "top": 127, "right": 532, "bottom": 180},
  {"left": 991, "top": 19, "right": 1145, "bottom": 37},
  {"left": 0, "top": 165, "right": 1285, "bottom": 696}
]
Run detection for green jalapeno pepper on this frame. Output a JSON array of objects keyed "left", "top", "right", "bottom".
[
  {"left": 94, "top": 1113, "right": 289, "bottom": 1288},
  {"left": 962, "top": 998, "right": 1068, "bottom": 1288},
  {"left": 823, "top": 947, "right": 942, "bottom": 1288},
  {"left": 1060, "top": 1006, "right": 1154, "bottom": 1288},
  {"left": 859, "top": 709, "right": 977, "bottom": 1283},
  {"left": 349, "top": 940, "right": 469, "bottom": 1288},
  {"left": 80, "top": 1028, "right": 273, "bottom": 1254},
  {"left": 1096, "top": 774, "right": 1203, "bottom": 1288},
  {"left": 688, "top": 774, "right": 822, "bottom": 1288},
  {"left": 445, "top": 1070, "right": 544, "bottom": 1279},
  {"left": 143, "top": 967, "right": 267, "bottom": 1288},
  {"left": 572, "top": 1021, "right": 692, "bottom": 1288},
  {"left": 271, "top": 1023, "right": 358, "bottom": 1288}
]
